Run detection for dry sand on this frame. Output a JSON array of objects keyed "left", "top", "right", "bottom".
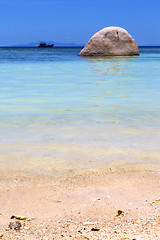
[{"left": 0, "top": 163, "right": 160, "bottom": 239}]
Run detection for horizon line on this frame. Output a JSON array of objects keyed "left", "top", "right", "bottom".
[{"left": 0, "top": 45, "right": 160, "bottom": 48}]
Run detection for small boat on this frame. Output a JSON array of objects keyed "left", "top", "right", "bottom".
[{"left": 38, "top": 42, "right": 54, "bottom": 48}]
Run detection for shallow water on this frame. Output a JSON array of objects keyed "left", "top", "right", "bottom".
[{"left": 0, "top": 47, "right": 160, "bottom": 178}]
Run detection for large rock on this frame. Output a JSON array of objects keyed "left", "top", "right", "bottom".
[{"left": 78, "top": 26, "right": 139, "bottom": 56}]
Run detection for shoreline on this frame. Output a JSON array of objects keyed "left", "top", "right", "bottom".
[
  {"left": 0, "top": 162, "right": 160, "bottom": 239},
  {"left": 0, "top": 161, "right": 160, "bottom": 185}
]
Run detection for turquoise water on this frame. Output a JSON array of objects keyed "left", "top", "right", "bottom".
[{"left": 0, "top": 47, "right": 160, "bottom": 177}]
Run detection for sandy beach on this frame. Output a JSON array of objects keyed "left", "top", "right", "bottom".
[
  {"left": 0, "top": 0, "right": 160, "bottom": 238},
  {"left": 0, "top": 163, "right": 160, "bottom": 239}
]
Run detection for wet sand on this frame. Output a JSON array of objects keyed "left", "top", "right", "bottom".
[{"left": 0, "top": 163, "right": 160, "bottom": 239}]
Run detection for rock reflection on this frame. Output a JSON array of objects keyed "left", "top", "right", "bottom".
[{"left": 82, "top": 55, "right": 139, "bottom": 78}]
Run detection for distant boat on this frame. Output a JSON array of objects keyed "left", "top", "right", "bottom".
[{"left": 38, "top": 42, "right": 54, "bottom": 48}]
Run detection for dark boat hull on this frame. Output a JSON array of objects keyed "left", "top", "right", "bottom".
[{"left": 38, "top": 44, "right": 54, "bottom": 48}]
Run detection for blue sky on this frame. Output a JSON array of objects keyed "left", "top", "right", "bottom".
[{"left": 0, "top": 0, "right": 159, "bottom": 46}]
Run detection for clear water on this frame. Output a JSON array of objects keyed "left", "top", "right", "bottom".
[{"left": 0, "top": 47, "right": 160, "bottom": 178}]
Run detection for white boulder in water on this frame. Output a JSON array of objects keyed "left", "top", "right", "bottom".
[{"left": 78, "top": 26, "right": 139, "bottom": 56}]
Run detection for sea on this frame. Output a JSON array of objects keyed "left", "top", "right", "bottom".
[{"left": 0, "top": 47, "right": 160, "bottom": 179}]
